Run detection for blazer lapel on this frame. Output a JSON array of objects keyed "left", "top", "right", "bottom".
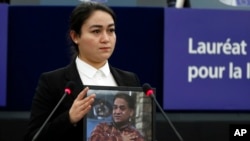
[{"left": 64, "top": 61, "right": 84, "bottom": 99}]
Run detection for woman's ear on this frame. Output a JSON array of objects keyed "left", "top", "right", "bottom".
[{"left": 70, "top": 30, "right": 79, "bottom": 44}]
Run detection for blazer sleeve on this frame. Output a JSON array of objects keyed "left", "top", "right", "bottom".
[{"left": 24, "top": 70, "right": 80, "bottom": 141}]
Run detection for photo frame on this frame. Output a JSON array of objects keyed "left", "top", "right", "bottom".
[{"left": 83, "top": 86, "right": 156, "bottom": 141}]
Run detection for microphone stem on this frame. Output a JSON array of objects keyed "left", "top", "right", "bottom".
[
  {"left": 32, "top": 93, "right": 67, "bottom": 141},
  {"left": 151, "top": 94, "right": 184, "bottom": 141}
]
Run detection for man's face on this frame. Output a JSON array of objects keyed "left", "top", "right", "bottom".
[{"left": 112, "top": 98, "right": 133, "bottom": 124}]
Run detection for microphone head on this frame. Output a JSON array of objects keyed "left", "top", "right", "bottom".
[
  {"left": 142, "top": 83, "right": 154, "bottom": 97},
  {"left": 64, "top": 81, "right": 75, "bottom": 95}
]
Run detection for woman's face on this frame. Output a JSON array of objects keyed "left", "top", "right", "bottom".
[{"left": 73, "top": 10, "right": 116, "bottom": 68}]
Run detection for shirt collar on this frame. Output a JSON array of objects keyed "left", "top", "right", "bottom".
[
  {"left": 76, "top": 57, "right": 110, "bottom": 78},
  {"left": 99, "top": 62, "right": 110, "bottom": 77}
]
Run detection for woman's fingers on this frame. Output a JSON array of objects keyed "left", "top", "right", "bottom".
[{"left": 69, "top": 88, "right": 96, "bottom": 124}]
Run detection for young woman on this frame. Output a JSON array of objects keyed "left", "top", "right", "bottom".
[{"left": 24, "top": 2, "right": 141, "bottom": 141}]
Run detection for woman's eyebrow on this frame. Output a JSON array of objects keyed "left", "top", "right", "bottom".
[{"left": 89, "top": 23, "right": 115, "bottom": 29}]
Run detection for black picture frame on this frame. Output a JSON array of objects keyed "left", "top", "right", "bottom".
[{"left": 83, "top": 86, "right": 156, "bottom": 141}]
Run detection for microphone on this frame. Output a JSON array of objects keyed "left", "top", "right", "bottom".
[
  {"left": 32, "top": 81, "right": 75, "bottom": 141},
  {"left": 142, "top": 83, "right": 184, "bottom": 141}
]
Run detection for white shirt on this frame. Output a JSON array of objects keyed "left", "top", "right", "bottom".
[{"left": 75, "top": 57, "right": 117, "bottom": 86}]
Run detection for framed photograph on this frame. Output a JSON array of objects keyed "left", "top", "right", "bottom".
[{"left": 84, "top": 86, "right": 155, "bottom": 141}]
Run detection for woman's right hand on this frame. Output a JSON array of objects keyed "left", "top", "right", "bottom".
[{"left": 69, "top": 87, "right": 96, "bottom": 124}]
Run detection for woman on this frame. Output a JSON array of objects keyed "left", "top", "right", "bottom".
[{"left": 24, "top": 2, "right": 141, "bottom": 141}]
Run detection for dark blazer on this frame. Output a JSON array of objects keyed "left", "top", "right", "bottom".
[{"left": 24, "top": 61, "right": 141, "bottom": 141}]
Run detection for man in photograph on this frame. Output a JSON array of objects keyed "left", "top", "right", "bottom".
[{"left": 89, "top": 93, "right": 144, "bottom": 141}]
